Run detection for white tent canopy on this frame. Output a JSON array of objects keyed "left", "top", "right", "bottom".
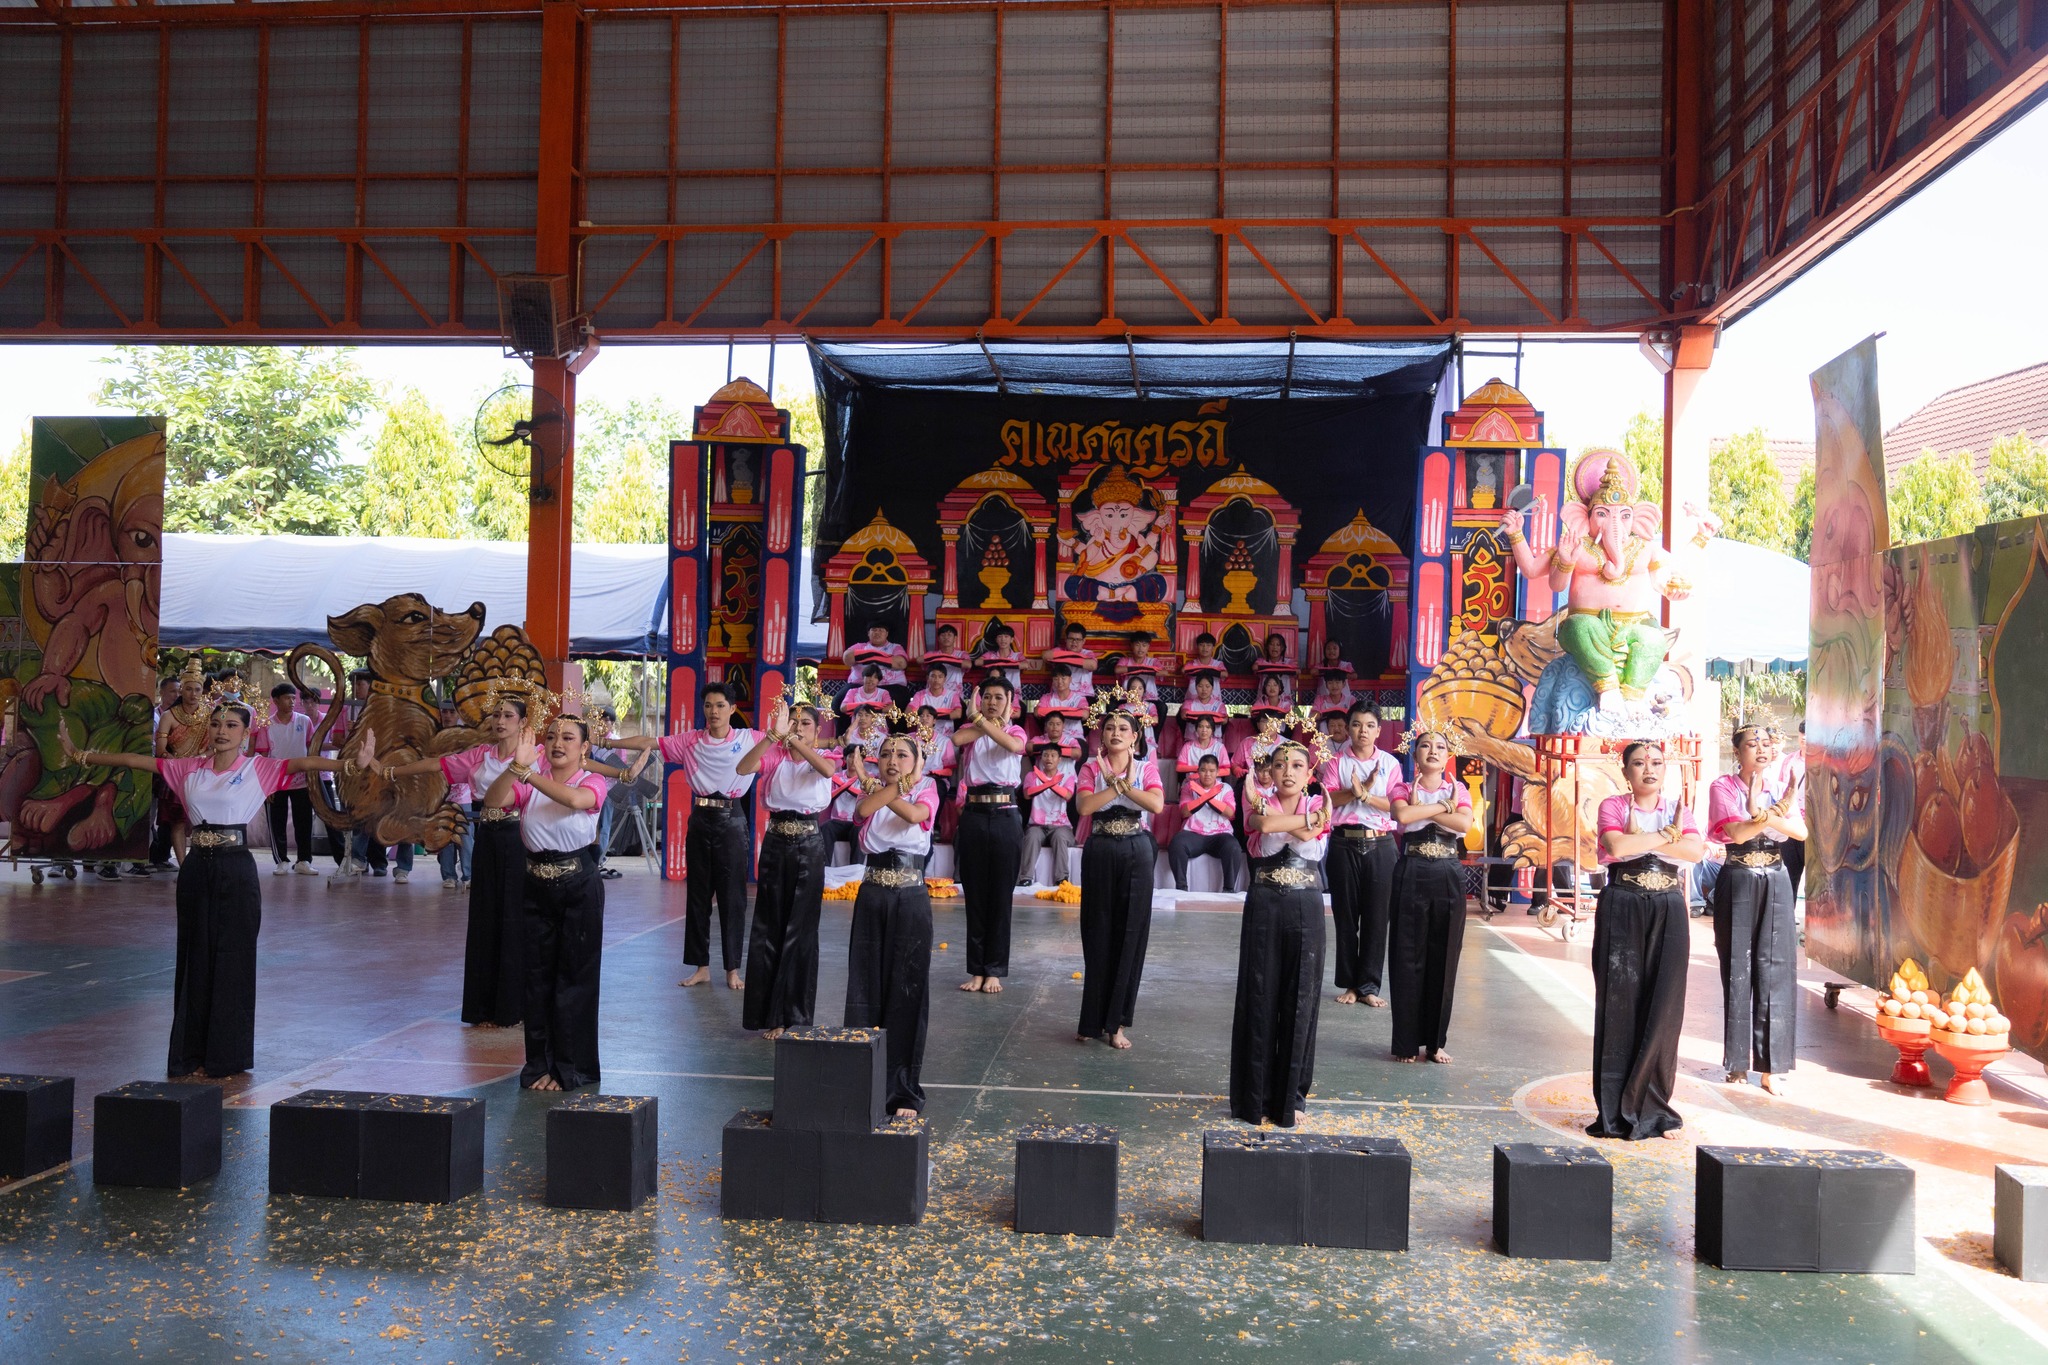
[
  {"left": 161, "top": 533, "right": 671, "bottom": 657},
  {"left": 1691, "top": 538, "right": 1810, "bottom": 675}
]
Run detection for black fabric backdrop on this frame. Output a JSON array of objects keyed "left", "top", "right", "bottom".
[{"left": 814, "top": 382, "right": 1444, "bottom": 637}]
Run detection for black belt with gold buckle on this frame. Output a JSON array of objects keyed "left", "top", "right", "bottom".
[
  {"left": 188, "top": 824, "right": 248, "bottom": 851},
  {"left": 1405, "top": 838, "right": 1459, "bottom": 860},
  {"left": 1338, "top": 827, "right": 1390, "bottom": 841},
  {"left": 1093, "top": 816, "right": 1145, "bottom": 838},
  {"left": 768, "top": 812, "right": 820, "bottom": 839}
]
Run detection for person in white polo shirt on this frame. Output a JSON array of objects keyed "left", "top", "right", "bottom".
[{"left": 253, "top": 683, "right": 319, "bottom": 876}]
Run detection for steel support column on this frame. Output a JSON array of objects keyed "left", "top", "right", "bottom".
[{"left": 525, "top": 0, "right": 580, "bottom": 687}]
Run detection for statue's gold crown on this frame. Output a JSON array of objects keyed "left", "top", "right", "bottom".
[
  {"left": 1091, "top": 467, "right": 1144, "bottom": 506},
  {"left": 1590, "top": 458, "right": 1633, "bottom": 506}
]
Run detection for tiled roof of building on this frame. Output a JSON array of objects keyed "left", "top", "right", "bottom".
[
  {"left": 1882, "top": 360, "right": 2048, "bottom": 478},
  {"left": 1708, "top": 434, "right": 1814, "bottom": 498}
]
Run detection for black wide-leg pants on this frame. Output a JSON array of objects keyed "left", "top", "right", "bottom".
[
  {"left": 744, "top": 824, "right": 827, "bottom": 1030},
  {"left": 463, "top": 819, "right": 527, "bottom": 1025},
  {"left": 684, "top": 804, "right": 751, "bottom": 970},
  {"left": 955, "top": 803, "right": 1022, "bottom": 978},
  {"left": 1228, "top": 862, "right": 1325, "bottom": 1126},
  {"left": 1387, "top": 854, "right": 1466, "bottom": 1059},
  {"left": 521, "top": 849, "right": 605, "bottom": 1090},
  {"left": 1587, "top": 881, "right": 1689, "bottom": 1139},
  {"left": 1077, "top": 829, "right": 1155, "bottom": 1037},
  {"left": 169, "top": 846, "right": 261, "bottom": 1077},
  {"left": 1326, "top": 831, "right": 1396, "bottom": 996},
  {"left": 844, "top": 873, "right": 933, "bottom": 1113},
  {"left": 1713, "top": 859, "right": 1798, "bottom": 1076}
]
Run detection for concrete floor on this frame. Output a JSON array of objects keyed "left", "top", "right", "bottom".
[{"left": 1, "top": 862, "right": 2046, "bottom": 1363}]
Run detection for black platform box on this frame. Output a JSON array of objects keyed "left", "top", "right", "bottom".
[
  {"left": 358, "top": 1094, "right": 484, "bottom": 1204},
  {"left": 1697, "top": 1146, "right": 1914, "bottom": 1273},
  {"left": 722, "top": 1110, "right": 821, "bottom": 1222},
  {"left": 773, "top": 1028, "right": 886, "bottom": 1133},
  {"left": 269, "top": 1090, "right": 374, "bottom": 1198},
  {"left": 1015, "top": 1123, "right": 1118, "bottom": 1237},
  {"left": 1304, "top": 1134, "right": 1411, "bottom": 1252},
  {"left": 1493, "top": 1143, "right": 1612, "bottom": 1261},
  {"left": 0, "top": 1074, "right": 73, "bottom": 1181},
  {"left": 818, "top": 1116, "right": 928, "bottom": 1226},
  {"left": 1202, "top": 1130, "right": 1306, "bottom": 1245},
  {"left": 1202, "top": 1130, "right": 1411, "bottom": 1248},
  {"left": 94, "top": 1081, "right": 221, "bottom": 1189},
  {"left": 548, "top": 1094, "right": 658, "bottom": 1211}
]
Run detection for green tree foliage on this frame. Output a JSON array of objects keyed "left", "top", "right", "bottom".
[
  {"left": 1708, "top": 427, "right": 1798, "bottom": 555},
  {"left": 1619, "top": 410, "right": 1665, "bottom": 508},
  {"left": 1983, "top": 431, "right": 2048, "bottom": 525},
  {"left": 0, "top": 428, "right": 30, "bottom": 562},
  {"left": 95, "top": 346, "right": 375, "bottom": 535},
  {"left": 574, "top": 397, "right": 682, "bottom": 546},
  {"left": 782, "top": 388, "right": 826, "bottom": 551},
  {"left": 1889, "top": 450, "right": 1988, "bottom": 544},
  {"left": 359, "top": 388, "right": 467, "bottom": 539},
  {"left": 1789, "top": 467, "right": 1817, "bottom": 561}
]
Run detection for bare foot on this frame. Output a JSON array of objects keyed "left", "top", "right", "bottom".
[
  {"left": 1394, "top": 1054, "right": 1419, "bottom": 1063},
  {"left": 1076, "top": 1033, "right": 1092, "bottom": 1044},
  {"left": 66, "top": 784, "right": 119, "bottom": 852},
  {"left": 1294, "top": 1110, "right": 1308, "bottom": 1126},
  {"left": 1334, "top": 989, "right": 1357, "bottom": 1005},
  {"left": 726, "top": 970, "right": 744, "bottom": 991},
  {"left": 679, "top": 968, "right": 710, "bottom": 987},
  {"left": 1108, "top": 1030, "right": 1132, "bottom": 1050},
  {"left": 981, "top": 978, "right": 1003, "bottom": 994},
  {"left": 1363, "top": 994, "right": 1386, "bottom": 1008},
  {"left": 1429, "top": 1050, "right": 1453, "bottom": 1065},
  {"left": 959, "top": 976, "right": 984, "bottom": 992},
  {"left": 1725, "top": 1069, "right": 1747, "bottom": 1086},
  {"left": 891, "top": 1106, "right": 918, "bottom": 1119},
  {"left": 526, "top": 1075, "right": 562, "bottom": 1091},
  {"left": 1760, "top": 1073, "right": 1786, "bottom": 1096},
  {"left": 762, "top": 1027, "right": 785, "bottom": 1041},
  {"left": 1660, "top": 1127, "right": 1685, "bottom": 1140}
]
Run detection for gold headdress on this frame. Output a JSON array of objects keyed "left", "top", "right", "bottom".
[
  {"left": 885, "top": 701, "right": 936, "bottom": 748},
  {"left": 1590, "top": 457, "right": 1633, "bottom": 507},
  {"left": 1285, "top": 704, "right": 1335, "bottom": 767},
  {"left": 1396, "top": 718, "right": 1470, "bottom": 756},
  {"left": 480, "top": 675, "right": 562, "bottom": 728},
  {"left": 1084, "top": 678, "right": 1148, "bottom": 732},
  {"left": 206, "top": 684, "right": 274, "bottom": 729},
  {"left": 1089, "top": 467, "right": 1145, "bottom": 507}
]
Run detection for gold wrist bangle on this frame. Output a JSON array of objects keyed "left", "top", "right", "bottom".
[
  {"left": 1504, "top": 527, "right": 1526, "bottom": 545},
  {"left": 1550, "top": 547, "right": 1576, "bottom": 573}
]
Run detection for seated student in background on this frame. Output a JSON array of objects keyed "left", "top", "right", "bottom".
[
  {"left": 1045, "top": 621, "right": 1101, "bottom": 697},
  {"left": 1117, "top": 632, "right": 1161, "bottom": 701},
  {"left": 1170, "top": 752, "right": 1246, "bottom": 891},
  {"left": 1039, "top": 712, "right": 1082, "bottom": 778},
  {"left": 1017, "top": 742, "right": 1078, "bottom": 887},
  {"left": 924, "top": 623, "right": 968, "bottom": 696},
  {"left": 1176, "top": 716, "right": 1231, "bottom": 780},
  {"left": 823, "top": 706, "right": 887, "bottom": 857},
  {"left": 1183, "top": 631, "right": 1225, "bottom": 687},
  {"left": 1309, "top": 668, "right": 1356, "bottom": 722},
  {"left": 909, "top": 666, "right": 961, "bottom": 747},
  {"left": 1180, "top": 672, "right": 1229, "bottom": 727},
  {"left": 1234, "top": 705, "right": 1286, "bottom": 779},
  {"left": 918, "top": 704, "right": 958, "bottom": 809},
  {"left": 974, "top": 621, "right": 1024, "bottom": 694},
  {"left": 1034, "top": 666, "right": 1089, "bottom": 729},
  {"left": 1252, "top": 631, "right": 1297, "bottom": 707},
  {"left": 838, "top": 665, "right": 893, "bottom": 717},
  {"left": 843, "top": 622, "right": 910, "bottom": 699}
]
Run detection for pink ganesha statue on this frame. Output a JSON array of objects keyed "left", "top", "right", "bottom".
[{"left": 1505, "top": 449, "right": 1717, "bottom": 715}]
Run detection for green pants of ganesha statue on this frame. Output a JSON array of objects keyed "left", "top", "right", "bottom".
[{"left": 1558, "top": 609, "right": 1666, "bottom": 699}]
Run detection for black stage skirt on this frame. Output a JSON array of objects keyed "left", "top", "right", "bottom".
[
  {"left": 844, "top": 850, "right": 933, "bottom": 1114},
  {"left": 168, "top": 827, "right": 261, "bottom": 1077},
  {"left": 1713, "top": 839, "right": 1797, "bottom": 1076},
  {"left": 1077, "top": 819, "right": 1155, "bottom": 1038},
  {"left": 744, "top": 811, "right": 828, "bottom": 1031},
  {"left": 1387, "top": 838, "right": 1466, "bottom": 1059},
  {"left": 1228, "top": 851, "right": 1326, "bottom": 1126},
  {"left": 1587, "top": 858, "right": 1691, "bottom": 1139},
  {"left": 955, "top": 788, "right": 1022, "bottom": 977},
  {"left": 520, "top": 845, "right": 605, "bottom": 1090},
  {"left": 464, "top": 816, "right": 528, "bottom": 1025}
]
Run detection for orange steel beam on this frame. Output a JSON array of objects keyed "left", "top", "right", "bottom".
[
  {"left": 525, "top": 0, "right": 580, "bottom": 688},
  {"left": 1687, "top": 0, "right": 2048, "bottom": 327}
]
